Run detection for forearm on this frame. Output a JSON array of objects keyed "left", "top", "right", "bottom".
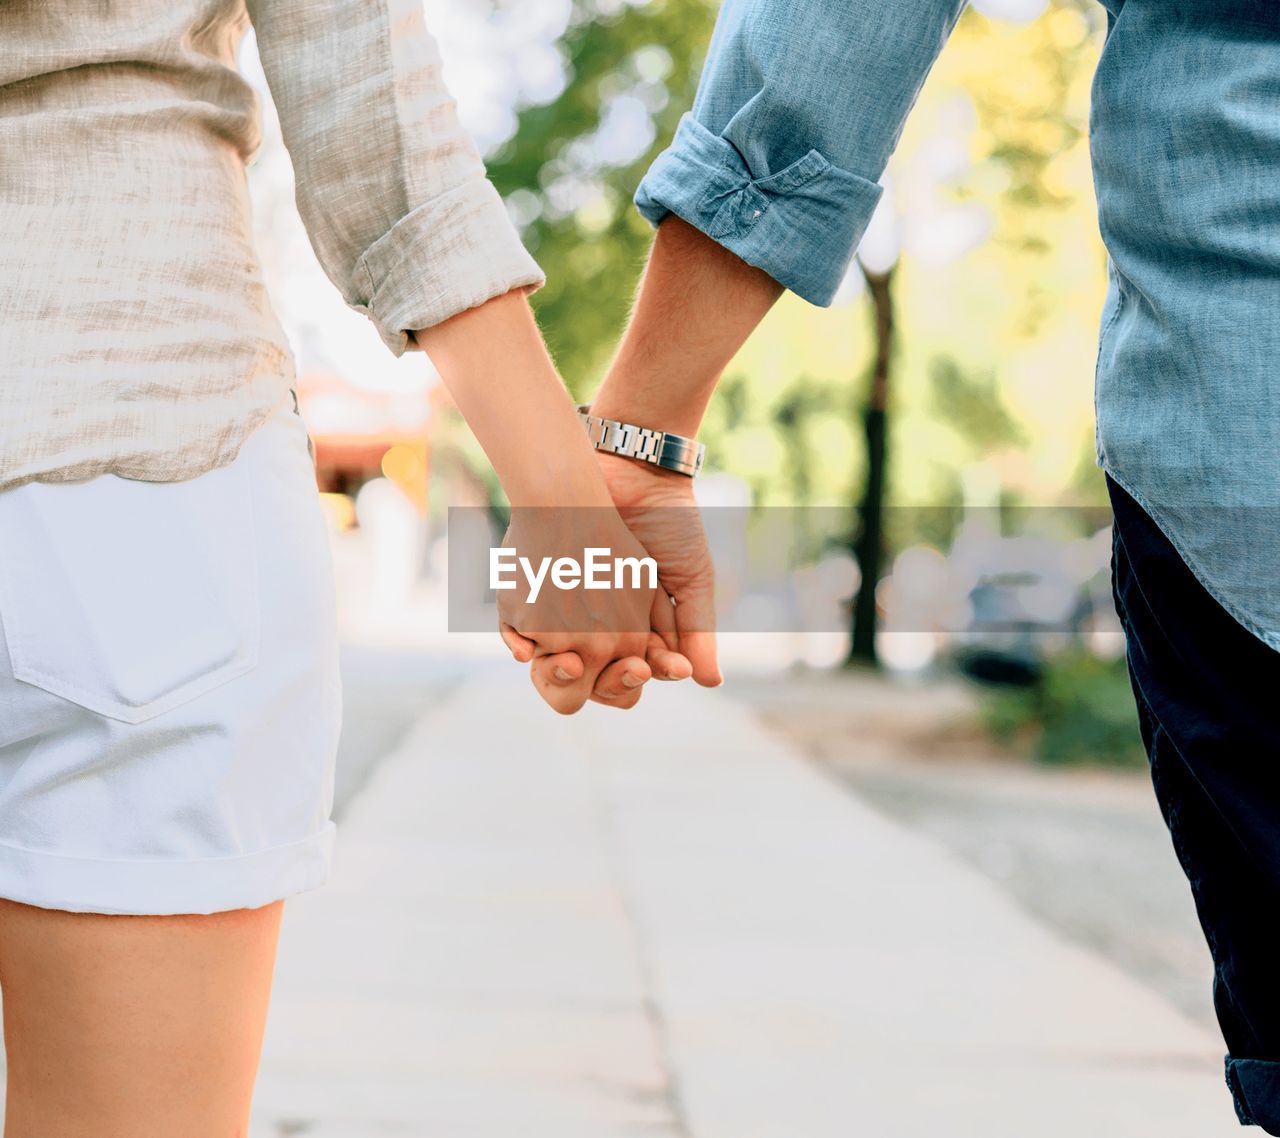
[
  {"left": 590, "top": 217, "right": 783, "bottom": 435},
  {"left": 413, "top": 291, "right": 612, "bottom": 509},
  {"left": 602, "top": 0, "right": 964, "bottom": 430}
]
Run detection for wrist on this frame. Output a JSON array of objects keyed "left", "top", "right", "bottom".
[
  {"left": 589, "top": 371, "right": 711, "bottom": 441},
  {"left": 501, "top": 404, "right": 621, "bottom": 510},
  {"left": 577, "top": 400, "right": 706, "bottom": 479},
  {"left": 505, "top": 463, "right": 616, "bottom": 510},
  {"left": 595, "top": 451, "right": 696, "bottom": 509}
]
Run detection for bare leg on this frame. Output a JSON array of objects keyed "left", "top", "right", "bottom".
[{"left": 0, "top": 897, "right": 283, "bottom": 1138}]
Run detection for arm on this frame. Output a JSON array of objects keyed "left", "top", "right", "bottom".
[
  {"left": 591, "top": 216, "right": 783, "bottom": 438},
  {"left": 587, "top": 218, "right": 778, "bottom": 687},
  {"left": 245, "top": 0, "right": 674, "bottom": 711},
  {"left": 413, "top": 293, "right": 614, "bottom": 511},
  {"left": 591, "top": 0, "right": 967, "bottom": 682}
]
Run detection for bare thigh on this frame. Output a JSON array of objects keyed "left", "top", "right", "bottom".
[{"left": 0, "top": 897, "right": 282, "bottom": 1138}]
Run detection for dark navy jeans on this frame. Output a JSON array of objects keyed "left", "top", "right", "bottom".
[{"left": 1110, "top": 475, "right": 1280, "bottom": 1131}]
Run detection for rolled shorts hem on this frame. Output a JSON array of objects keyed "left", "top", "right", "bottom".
[{"left": 0, "top": 821, "right": 336, "bottom": 916}]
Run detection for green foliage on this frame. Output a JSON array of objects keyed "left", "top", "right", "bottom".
[
  {"left": 983, "top": 650, "right": 1146, "bottom": 768},
  {"left": 928, "top": 357, "right": 1026, "bottom": 452},
  {"left": 486, "top": 0, "right": 718, "bottom": 389}
]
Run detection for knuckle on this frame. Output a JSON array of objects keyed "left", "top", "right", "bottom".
[{"left": 537, "top": 681, "right": 578, "bottom": 716}]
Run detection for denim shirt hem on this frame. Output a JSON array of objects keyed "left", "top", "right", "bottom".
[{"left": 1103, "top": 464, "right": 1280, "bottom": 656}]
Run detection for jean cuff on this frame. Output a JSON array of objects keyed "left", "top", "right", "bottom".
[
  {"left": 353, "top": 178, "right": 545, "bottom": 357},
  {"left": 634, "top": 113, "right": 884, "bottom": 306},
  {"left": 1228, "top": 1056, "right": 1280, "bottom": 1132}
]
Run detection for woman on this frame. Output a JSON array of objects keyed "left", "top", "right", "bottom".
[{"left": 0, "top": 2, "right": 677, "bottom": 1133}]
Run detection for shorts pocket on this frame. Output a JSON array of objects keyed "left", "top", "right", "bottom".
[{"left": 0, "top": 455, "right": 260, "bottom": 724}]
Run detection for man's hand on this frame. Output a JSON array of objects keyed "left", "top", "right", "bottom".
[{"left": 595, "top": 453, "right": 721, "bottom": 688}]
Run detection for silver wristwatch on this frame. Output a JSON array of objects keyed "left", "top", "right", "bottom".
[{"left": 576, "top": 404, "right": 705, "bottom": 477}]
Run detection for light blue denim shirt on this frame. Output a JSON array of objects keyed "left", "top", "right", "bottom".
[{"left": 637, "top": 0, "right": 1280, "bottom": 651}]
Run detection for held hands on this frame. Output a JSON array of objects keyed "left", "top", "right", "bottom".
[
  {"left": 412, "top": 287, "right": 721, "bottom": 713},
  {"left": 499, "top": 456, "right": 720, "bottom": 713},
  {"left": 496, "top": 504, "right": 695, "bottom": 714},
  {"left": 409, "top": 291, "right": 695, "bottom": 715}
]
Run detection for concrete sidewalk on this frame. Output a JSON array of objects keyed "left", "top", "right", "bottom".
[{"left": 251, "top": 664, "right": 1239, "bottom": 1138}]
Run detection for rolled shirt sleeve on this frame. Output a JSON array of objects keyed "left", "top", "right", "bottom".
[
  {"left": 245, "top": 0, "right": 545, "bottom": 355},
  {"left": 636, "top": 0, "right": 966, "bottom": 306}
]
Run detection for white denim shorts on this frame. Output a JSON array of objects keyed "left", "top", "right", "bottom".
[{"left": 0, "top": 399, "right": 341, "bottom": 915}]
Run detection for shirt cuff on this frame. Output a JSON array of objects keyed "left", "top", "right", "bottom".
[
  {"left": 353, "top": 178, "right": 546, "bottom": 356},
  {"left": 635, "top": 114, "right": 884, "bottom": 307}
]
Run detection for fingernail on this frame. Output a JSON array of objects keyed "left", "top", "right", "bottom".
[
  {"left": 621, "top": 672, "right": 644, "bottom": 689},
  {"left": 554, "top": 667, "right": 572, "bottom": 681}
]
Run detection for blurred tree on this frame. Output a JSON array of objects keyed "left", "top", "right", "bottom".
[
  {"left": 849, "top": 262, "right": 896, "bottom": 666},
  {"left": 476, "top": 0, "right": 1103, "bottom": 504},
  {"left": 773, "top": 376, "right": 840, "bottom": 560}
]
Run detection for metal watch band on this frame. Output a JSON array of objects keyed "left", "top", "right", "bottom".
[{"left": 575, "top": 404, "right": 705, "bottom": 477}]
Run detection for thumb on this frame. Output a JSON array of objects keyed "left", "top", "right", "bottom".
[
  {"left": 673, "top": 578, "right": 721, "bottom": 688},
  {"left": 648, "top": 586, "right": 693, "bottom": 681}
]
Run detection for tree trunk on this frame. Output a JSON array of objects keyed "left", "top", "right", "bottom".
[{"left": 847, "top": 262, "right": 896, "bottom": 667}]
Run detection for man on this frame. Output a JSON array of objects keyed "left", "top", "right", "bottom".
[{"left": 535, "top": 0, "right": 1280, "bottom": 1129}]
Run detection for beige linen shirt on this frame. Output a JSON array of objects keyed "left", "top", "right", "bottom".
[{"left": 0, "top": 0, "right": 544, "bottom": 489}]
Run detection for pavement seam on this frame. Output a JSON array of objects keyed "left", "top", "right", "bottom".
[{"left": 585, "top": 746, "right": 696, "bottom": 1138}]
